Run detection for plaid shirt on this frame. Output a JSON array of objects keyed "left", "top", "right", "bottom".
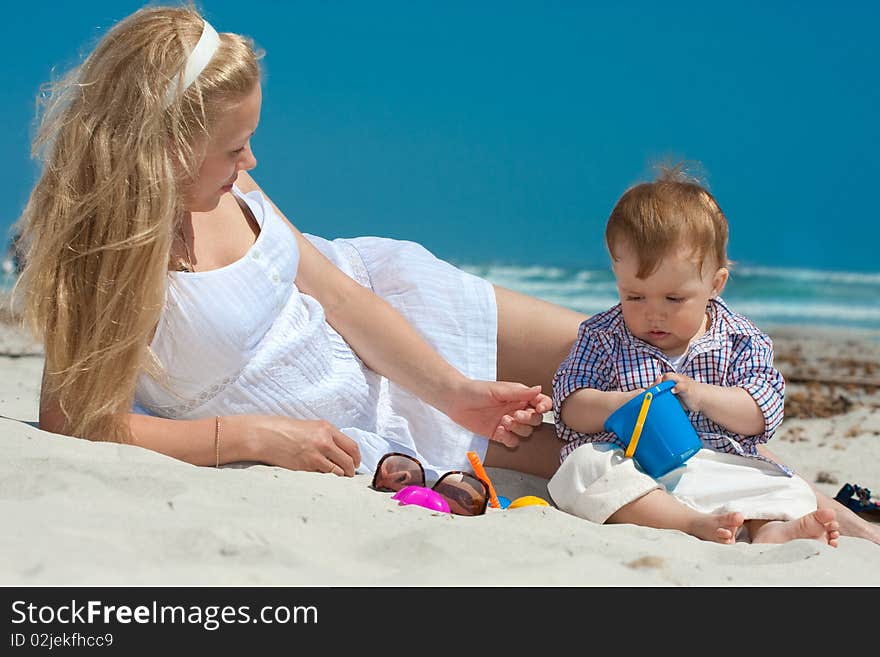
[{"left": 553, "top": 297, "right": 790, "bottom": 474}]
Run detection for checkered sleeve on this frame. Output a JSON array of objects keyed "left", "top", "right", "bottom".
[
  {"left": 726, "top": 331, "right": 785, "bottom": 447},
  {"left": 552, "top": 320, "right": 614, "bottom": 443}
]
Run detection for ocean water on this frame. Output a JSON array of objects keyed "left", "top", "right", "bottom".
[
  {"left": 457, "top": 262, "right": 880, "bottom": 333},
  {"left": 4, "top": 258, "right": 878, "bottom": 333}
]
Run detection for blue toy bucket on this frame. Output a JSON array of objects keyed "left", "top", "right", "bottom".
[{"left": 604, "top": 380, "right": 702, "bottom": 478}]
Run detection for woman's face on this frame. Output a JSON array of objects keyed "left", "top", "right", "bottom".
[{"left": 184, "top": 82, "right": 262, "bottom": 212}]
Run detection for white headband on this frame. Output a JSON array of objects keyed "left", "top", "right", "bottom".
[{"left": 163, "top": 20, "right": 220, "bottom": 108}]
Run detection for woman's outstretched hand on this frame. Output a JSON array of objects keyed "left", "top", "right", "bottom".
[
  {"left": 445, "top": 380, "right": 552, "bottom": 448},
  {"left": 240, "top": 415, "right": 361, "bottom": 476}
]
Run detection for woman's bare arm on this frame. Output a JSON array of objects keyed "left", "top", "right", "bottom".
[
  {"left": 235, "top": 171, "right": 549, "bottom": 445},
  {"left": 38, "top": 365, "right": 360, "bottom": 475}
]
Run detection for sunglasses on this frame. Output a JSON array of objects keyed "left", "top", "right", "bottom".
[{"left": 371, "top": 452, "right": 490, "bottom": 516}]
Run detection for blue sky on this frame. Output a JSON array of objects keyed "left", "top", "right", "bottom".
[{"left": 3, "top": 1, "right": 878, "bottom": 271}]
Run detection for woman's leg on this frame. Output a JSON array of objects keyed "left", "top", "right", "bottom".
[
  {"left": 493, "top": 284, "right": 586, "bottom": 395},
  {"left": 485, "top": 285, "right": 586, "bottom": 477},
  {"left": 484, "top": 422, "right": 562, "bottom": 478}
]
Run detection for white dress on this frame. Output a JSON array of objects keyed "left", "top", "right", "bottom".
[{"left": 134, "top": 186, "right": 497, "bottom": 479}]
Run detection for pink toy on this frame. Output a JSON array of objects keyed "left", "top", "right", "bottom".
[{"left": 391, "top": 485, "right": 451, "bottom": 513}]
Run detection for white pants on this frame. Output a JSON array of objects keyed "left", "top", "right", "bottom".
[{"left": 548, "top": 443, "right": 817, "bottom": 524}]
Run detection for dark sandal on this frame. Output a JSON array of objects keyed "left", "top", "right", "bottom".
[{"left": 834, "top": 483, "right": 880, "bottom": 521}]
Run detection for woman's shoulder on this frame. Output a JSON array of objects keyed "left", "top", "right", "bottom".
[
  {"left": 233, "top": 171, "right": 300, "bottom": 237},
  {"left": 234, "top": 170, "right": 262, "bottom": 195}
]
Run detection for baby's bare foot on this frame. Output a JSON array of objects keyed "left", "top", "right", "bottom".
[
  {"left": 687, "top": 511, "right": 744, "bottom": 544},
  {"left": 752, "top": 508, "right": 840, "bottom": 547}
]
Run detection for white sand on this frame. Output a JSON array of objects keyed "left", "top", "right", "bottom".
[{"left": 1, "top": 329, "right": 879, "bottom": 586}]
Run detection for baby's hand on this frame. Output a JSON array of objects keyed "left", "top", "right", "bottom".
[{"left": 653, "top": 372, "right": 704, "bottom": 412}]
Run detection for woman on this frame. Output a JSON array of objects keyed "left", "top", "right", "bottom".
[
  {"left": 14, "top": 5, "right": 877, "bottom": 543},
  {"left": 16, "top": 5, "right": 582, "bottom": 482}
]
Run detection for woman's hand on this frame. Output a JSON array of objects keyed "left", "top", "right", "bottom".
[
  {"left": 444, "top": 380, "right": 552, "bottom": 448},
  {"left": 236, "top": 415, "right": 361, "bottom": 476}
]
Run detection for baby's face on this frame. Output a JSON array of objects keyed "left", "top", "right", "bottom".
[{"left": 612, "top": 240, "right": 728, "bottom": 356}]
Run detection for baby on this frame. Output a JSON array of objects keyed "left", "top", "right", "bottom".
[{"left": 547, "top": 164, "right": 839, "bottom": 545}]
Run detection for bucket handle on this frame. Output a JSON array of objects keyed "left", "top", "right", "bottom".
[{"left": 624, "top": 392, "right": 653, "bottom": 458}]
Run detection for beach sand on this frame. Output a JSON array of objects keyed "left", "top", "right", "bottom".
[{"left": 1, "top": 309, "right": 878, "bottom": 586}]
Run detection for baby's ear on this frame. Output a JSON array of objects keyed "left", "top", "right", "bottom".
[{"left": 711, "top": 267, "right": 729, "bottom": 297}]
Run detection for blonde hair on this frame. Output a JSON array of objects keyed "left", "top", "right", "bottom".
[
  {"left": 605, "top": 162, "right": 730, "bottom": 279},
  {"left": 13, "top": 3, "right": 262, "bottom": 443}
]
